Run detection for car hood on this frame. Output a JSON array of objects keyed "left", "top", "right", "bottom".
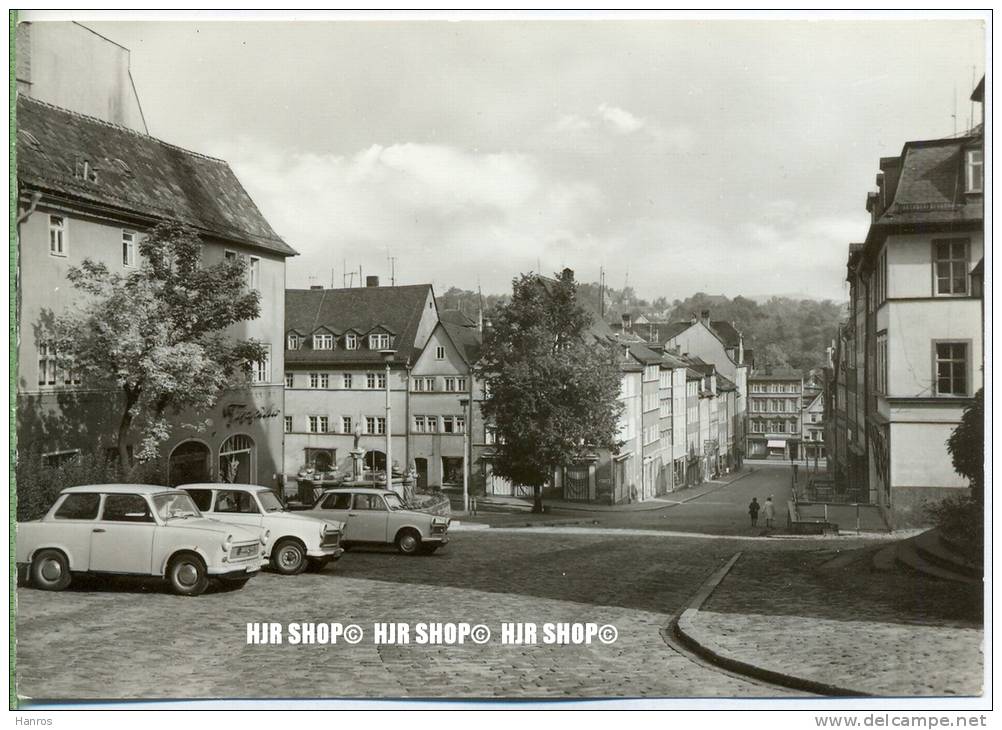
[
  {"left": 168, "top": 517, "right": 262, "bottom": 542},
  {"left": 264, "top": 511, "right": 345, "bottom": 531}
]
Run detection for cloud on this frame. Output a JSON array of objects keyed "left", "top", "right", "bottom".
[
  {"left": 545, "top": 104, "right": 695, "bottom": 154},
  {"left": 597, "top": 103, "right": 646, "bottom": 134}
]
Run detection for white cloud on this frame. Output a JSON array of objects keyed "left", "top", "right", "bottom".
[{"left": 597, "top": 103, "right": 646, "bottom": 134}]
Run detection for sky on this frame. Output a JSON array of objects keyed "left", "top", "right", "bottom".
[{"left": 74, "top": 16, "right": 985, "bottom": 303}]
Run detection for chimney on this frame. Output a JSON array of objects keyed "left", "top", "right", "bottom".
[
  {"left": 310, "top": 284, "right": 324, "bottom": 290},
  {"left": 561, "top": 267, "right": 574, "bottom": 283},
  {"left": 700, "top": 309, "right": 710, "bottom": 324},
  {"left": 738, "top": 333, "right": 745, "bottom": 365},
  {"left": 366, "top": 276, "right": 380, "bottom": 288},
  {"left": 621, "top": 313, "right": 632, "bottom": 333}
]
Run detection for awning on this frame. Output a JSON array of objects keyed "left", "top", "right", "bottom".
[{"left": 767, "top": 440, "right": 786, "bottom": 448}]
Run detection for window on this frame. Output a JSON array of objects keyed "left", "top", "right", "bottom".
[
  {"left": 313, "top": 333, "right": 334, "bottom": 350},
  {"left": 102, "top": 494, "right": 154, "bottom": 523},
  {"left": 935, "top": 342, "right": 968, "bottom": 396},
  {"left": 319, "top": 374, "right": 330, "bottom": 388},
  {"left": 345, "top": 333, "right": 358, "bottom": 350},
  {"left": 369, "top": 333, "right": 391, "bottom": 350},
  {"left": 287, "top": 334, "right": 301, "bottom": 350},
  {"left": 875, "top": 247, "right": 887, "bottom": 304},
  {"left": 365, "top": 417, "right": 386, "bottom": 435},
  {"left": 435, "top": 346, "right": 446, "bottom": 360},
  {"left": 443, "top": 377, "right": 467, "bottom": 392},
  {"left": 185, "top": 489, "right": 213, "bottom": 512},
  {"left": 122, "top": 230, "right": 137, "bottom": 267},
  {"left": 966, "top": 149, "right": 983, "bottom": 193},
  {"left": 414, "top": 415, "right": 428, "bottom": 433},
  {"left": 413, "top": 377, "right": 435, "bottom": 392},
  {"left": 443, "top": 416, "right": 466, "bottom": 434},
  {"left": 55, "top": 493, "right": 100, "bottom": 520},
  {"left": 225, "top": 250, "right": 237, "bottom": 262},
  {"left": 426, "top": 416, "right": 438, "bottom": 433},
  {"left": 308, "top": 416, "right": 329, "bottom": 433},
  {"left": 366, "top": 373, "right": 387, "bottom": 389},
  {"left": 644, "top": 365, "right": 658, "bottom": 382},
  {"left": 342, "top": 416, "right": 353, "bottom": 434},
  {"left": 876, "top": 334, "right": 888, "bottom": 394},
  {"left": 248, "top": 257, "right": 260, "bottom": 290},
  {"left": 48, "top": 215, "right": 66, "bottom": 256},
  {"left": 933, "top": 239, "right": 969, "bottom": 295},
  {"left": 284, "top": 416, "right": 292, "bottom": 433},
  {"left": 285, "top": 373, "right": 294, "bottom": 388},
  {"left": 38, "top": 342, "right": 56, "bottom": 386},
  {"left": 342, "top": 373, "right": 353, "bottom": 389},
  {"left": 214, "top": 490, "right": 259, "bottom": 515},
  {"left": 321, "top": 492, "right": 352, "bottom": 510},
  {"left": 253, "top": 345, "right": 271, "bottom": 384},
  {"left": 353, "top": 494, "right": 387, "bottom": 511}
]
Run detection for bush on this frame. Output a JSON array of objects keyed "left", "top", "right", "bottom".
[
  {"left": 407, "top": 492, "right": 452, "bottom": 517},
  {"left": 15, "top": 449, "right": 166, "bottom": 521},
  {"left": 925, "top": 493, "right": 983, "bottom": 563}
]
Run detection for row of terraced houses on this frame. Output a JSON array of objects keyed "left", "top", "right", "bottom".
[{"left": 15, "top": 21, "right": 758, "bottom": 507}]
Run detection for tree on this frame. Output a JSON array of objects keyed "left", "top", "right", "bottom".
[
  {"left": 475, "top": 273, "right": 624, "bottom": 512},
  {"left": 947, "top": 388, "right": 984, "bottom": 504},
  {"left": 52, "top": 221, "right": 266, "bottom": 464}
]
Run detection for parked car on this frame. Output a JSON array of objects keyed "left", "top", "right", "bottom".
[
  {"left": 310, "top": 487, "right": 449, "bottom": 555},
  {"left": 180, "top": 483, "right": 345, "bottom": 574},
  {"left": 15, "top": 484, "right": 267, "bottom": 596}
]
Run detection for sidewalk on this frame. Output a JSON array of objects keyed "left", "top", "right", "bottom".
[
  {"left": 675, "top": 542, "right": 984, "bottom": 696},
  {"left": 467, "top": 466, "right": 757, "bottom": 516}
]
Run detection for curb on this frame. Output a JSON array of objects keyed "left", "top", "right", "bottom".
[{"left": 669, "top": 551, "right": 873, "bottom": 697}]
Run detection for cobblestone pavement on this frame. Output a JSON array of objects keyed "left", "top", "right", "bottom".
[
  {"left": 695, "top": 548, "right": 984, "bottom": 696},
  {"left": 16, "top": 531, "right": 807, "bottom": 702}
]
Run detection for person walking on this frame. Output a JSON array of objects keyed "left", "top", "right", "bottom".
[
  {"left": 748, "top": 497, "right": 760, "bottom": 527},
  {"left": 763, "top": 495, "right": 776, "bottom": 529}
]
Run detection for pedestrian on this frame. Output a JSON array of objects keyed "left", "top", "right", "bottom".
[
  {"left": 763, "top": 495, "right": 776, "bottom": 529},
  {"left": 748, "top": 497, "right": 760, "bottom": 527}
]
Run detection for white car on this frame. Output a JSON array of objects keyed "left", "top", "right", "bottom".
[
  {"left": 181, "top": 484, "right": 345, "bottom": 575},
  {"left": 15, "top": 484, "right": 267, "bottom": 596}
]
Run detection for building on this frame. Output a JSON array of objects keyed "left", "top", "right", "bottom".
[
  {"left": 836, "top": 90, "right": 984, "bottom": 525},
  {"left": 16, "top": 76, "right": 294, "bottom": 485},
  {"left": 745, "top": 373, "right": 804, "bottom": 460},
  {"left": 801, "top": 390, "right": 826, "bottom": 465}
]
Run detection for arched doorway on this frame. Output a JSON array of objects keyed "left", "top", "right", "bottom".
[
  {"left": 220, "top": 434, "right": 255, "bottom": 484},
  {"left": 168, "top": 440, "right": 211, "bottom": 486},
  {"left": 365, "top": 450, "right": 386, "bottom": 472}
]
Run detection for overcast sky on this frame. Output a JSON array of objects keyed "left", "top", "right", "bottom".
[{"left": 80, "top": 17, "right": 985, "bottom": 302}]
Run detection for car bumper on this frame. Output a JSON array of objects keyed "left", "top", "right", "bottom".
[
  {"left": 209, "top": 559, "right": 263, "bottom": 579},
  {"left": 307, "top": 546, "right": 345, "bottom": 560},
  {"left": 423, "top": 535, "right": 449, "bottom": 546}
]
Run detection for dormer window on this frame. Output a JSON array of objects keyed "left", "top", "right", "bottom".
[
  {"left": 369, "top": 333, "right": 391, "bottom": 350},
  {"left": 74, "top": 158, "right": 99, "bottom": 183},
  {"left": 287, "top": 334, "right": 301, "bottom": 350},
  {"left": 345, "top": 333, "right": 358, "bottom": 350},
  {"left": 313, "top": 334, "right": 334, "bottom": 350},
  {"left": 966, "top": 149, "right": 983, "bottom": 193}
]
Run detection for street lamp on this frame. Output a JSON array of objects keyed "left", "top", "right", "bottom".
[
  {"left": 380, "top": 349, "right": 397, "bottom": 494},
  {"left": 458, "top": 396, "right": 470, "bottom": 514}
]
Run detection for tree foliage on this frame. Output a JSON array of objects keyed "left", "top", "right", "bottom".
[
  {"left": 947, "top": 387, "right": 984, "bottom": 503},
  {"left": 474, "top": 273, "right": 623, "bottom": 510},
  {"left": 52, "top": 221, "right": 266, "bottom": 462}
]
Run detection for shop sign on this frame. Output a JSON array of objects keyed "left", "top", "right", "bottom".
[{"left": 222, "top": 403, "right": 281, "bottom": 428}]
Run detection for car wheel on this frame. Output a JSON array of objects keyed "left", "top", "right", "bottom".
[
  {"left": 168, "top": 554, "right": 209, "bottom": 596},
  {"left": 395, "top": 529, "right": 421, "bottom": 555},
  {"left": 271, "top": 539, "right": 307, "bottom": 575},
  {"left": 30, "top": 550, "right": 71, "bottom": 591}
]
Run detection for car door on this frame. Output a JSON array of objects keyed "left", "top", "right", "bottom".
[
  {"left": 315, "top": 492, "right": 353, "bottom": 538},
  {"left": 348, "top": 493, "right": 389, "bottom": 543},
  {"left": 211, "top": 489, "right": 265, "bottom": 530},
  {"left": 48, "top": 492, "right": 102, "bottom": 571},
  {"left": 89, "top": 493, "right": 157, "bottom": 574}
]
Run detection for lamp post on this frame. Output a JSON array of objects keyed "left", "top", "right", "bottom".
[
  {"left": 458, "top": 396, "right": 470, "bottom": 514},
  {"left": 380, "top": 349, "right": 397, "bottom": 494}
]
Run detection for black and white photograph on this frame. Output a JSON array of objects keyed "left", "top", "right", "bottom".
[{"left": 9, "top": 10, "right": 990, "bottom": 715}]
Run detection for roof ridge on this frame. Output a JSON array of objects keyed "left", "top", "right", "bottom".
[{"left": 18, "top": 94, "right": 228, "bottom": 165}]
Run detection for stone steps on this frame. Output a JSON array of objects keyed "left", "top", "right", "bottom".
[
  {"left": 913, "top": 530, "right": 982, "bottom": 579},
  {"left": 895, "top": 538, "right": 980, "bottom": 585}
]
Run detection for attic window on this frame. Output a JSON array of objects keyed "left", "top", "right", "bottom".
[
  {"left": 966, "top": 149, "right": 983, "bottom": 193},
  {"left": 74, "top": 158, "right": 99, "bottom": 183},
  {"left": 113, "top": 158, "right": 133, "bottom": 177},
  {"left": 19, "top": 130, "right": 42, "bottom": 151}
]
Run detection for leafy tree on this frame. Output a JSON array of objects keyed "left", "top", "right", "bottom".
[
  {"left": 947, "top": 388, "right": 984, "bottom": 503},
  {"left": 475, "top": 273, "right": 624, "bottom": 512},
  {"left": 52, "top": 221, "right": 266, "bottom": 463}
]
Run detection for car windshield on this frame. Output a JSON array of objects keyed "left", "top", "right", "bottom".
[
  {"left": 257, "top": 490, "right": 285, "bottom": 513},
  {"left": 383, "top": 493, "right": 406, "bottom": 511},
  {"left": 153, "top": 492, "right": 202, "bottom": 521}
]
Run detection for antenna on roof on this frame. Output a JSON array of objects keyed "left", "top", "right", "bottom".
[{"left": 386, "top": 247, "right": 397, "bottom": 287}]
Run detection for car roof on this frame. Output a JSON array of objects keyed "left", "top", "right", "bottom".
[
  {"left": 322, "top": 487, "right": 392, "bottom": 495},
  {"left": 179, "top": 483, "right": 268, "bottom": 492},
  {"left": 62, "top": 484, "right": 177, "bottom": 495}
]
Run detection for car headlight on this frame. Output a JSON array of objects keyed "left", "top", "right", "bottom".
[
  {"left": 260, "top": 529, "right": 270, "bottom": 546},
  {"left": 223, "top": 534, "right": 233, "bottom": 552}
]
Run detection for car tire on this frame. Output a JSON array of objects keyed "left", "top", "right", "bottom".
[
  {"left": 30, "top": 550, "right": 72, "bottom": 591},
  {"left": 395, "top": 529, "right": 422, "bottom": 555},
  {"left": 167, "top": 553, "right": 209, "bottom": 596},
  {"left": 271, "top": 539, "right": 307, "bottom": 575},
  {"left": 306, "top": 557, "right": 332, "bottom": 573}
]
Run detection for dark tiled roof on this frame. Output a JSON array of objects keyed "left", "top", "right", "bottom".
[
  {"left": 875, "top": 136, "right": 983, "bottom": 227},
  {"left": 647, "top": 321, "right": 694, "bottom": 343},
  {"left": 17, "top": 96, "right": 295, "bottom": 256},
  {"left": 710, "top": 321, "right": 741, "bottom": 348},
  {"left": 749, "top": 371, "right": 803, "bottom": 381},
  {"left": 439, "top": 309, "right": 482, "bottom": 365},
  {"left": 285, "top": 285, "right": 433, "bottom": 365},
  {"left": 716, "top": 374, "right": 738, "bottom": 392}
]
